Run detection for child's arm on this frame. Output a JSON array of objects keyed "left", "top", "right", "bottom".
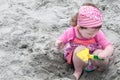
[
  {"left": 98, "top": 44, "right": 114, "bottom": 59},
  {"left": 55, "top": 27, "right": 74, "bottom": 50},
  {"left": 95, "top": 30, "right": 114, "bottom": 59}
]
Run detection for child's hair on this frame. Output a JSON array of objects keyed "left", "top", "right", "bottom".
[
  {"left": 70, "top": 3, "right": 99, "bottom": 27},
  {"left": 70, "top": 12, "right": 78, "bottom": 27}
]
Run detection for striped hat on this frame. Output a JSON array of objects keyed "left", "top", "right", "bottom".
[{"left": 77, "top": 6, "right": 103, "bottom": 27}]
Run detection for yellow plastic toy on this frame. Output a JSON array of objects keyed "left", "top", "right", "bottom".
[{"left": 76, "top": 48, "right": 104, "bottom": 63}]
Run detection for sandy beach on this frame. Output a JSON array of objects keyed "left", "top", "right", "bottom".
[{"left": 0, "top": 0, "right": 120, "bottom": 80}]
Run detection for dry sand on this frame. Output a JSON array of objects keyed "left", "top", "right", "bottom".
[{"left": 0, "top": 0, "right": 120, "bottom": 80}]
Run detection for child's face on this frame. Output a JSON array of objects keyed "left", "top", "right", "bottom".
[{"left": 78, "top": 26, "right": 101, "bottom": 39}]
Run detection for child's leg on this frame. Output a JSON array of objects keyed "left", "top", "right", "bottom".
[
  {"left": 72, "top": 46, "right": 87, "bottom": 80},
  {"left": 92, "top": 49, "right": 109, "bottom": 71}
]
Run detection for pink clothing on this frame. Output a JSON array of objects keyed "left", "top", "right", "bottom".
[
  {"left": 58, "top": 27, "right": 111, "bottom": 49},
  {"left": 77, "top": 6, "right": 103, "bottom": 27},
  {"left": 58, "top": 27, "right": 111, "bottom": 64}
]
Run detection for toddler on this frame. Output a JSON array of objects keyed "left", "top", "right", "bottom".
[{"left": 55, "top": 3, "right": 113, "bottom": 80}]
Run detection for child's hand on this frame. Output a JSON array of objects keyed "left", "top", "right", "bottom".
[
  {"left": 98, "top": 51, "right": 107, "bottom": 59},
  {"left": 55, "top": 40, "right": 64, "bottom": 49}
]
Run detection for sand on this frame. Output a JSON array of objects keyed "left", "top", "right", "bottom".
[{"left": 0, "top": 0, "right": 120, "bottom": 80}]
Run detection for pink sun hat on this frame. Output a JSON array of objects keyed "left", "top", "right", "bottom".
[{"left": 77, "top": 6, "right": 103, "bottom": 27}]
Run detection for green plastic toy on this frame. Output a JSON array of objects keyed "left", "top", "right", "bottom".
[{"left": 76, "top": 48, "right": 104, "bottom": 63}]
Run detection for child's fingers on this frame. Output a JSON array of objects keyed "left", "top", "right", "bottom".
[
  {"left": 55, "top": 40, "right": 63, "bottom": 49},
  {"left": 98, "top": 53, "right": 106, "bottom": 59},
  {"left": 55, "top": 43, "right": 60, "bottom": 49}
]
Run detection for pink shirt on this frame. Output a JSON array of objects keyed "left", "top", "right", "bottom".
[{"left": 58, "top": 27, "right": 111, "bottom": 49}]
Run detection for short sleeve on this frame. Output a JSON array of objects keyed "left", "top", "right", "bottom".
[
  {"left": 95, "top": 30, "right": 112, "bottom": 49},
  {"left": 58, "top": 27, "right": 74, "bottom": 45}
]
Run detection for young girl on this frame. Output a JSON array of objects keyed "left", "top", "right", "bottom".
[{"left": 55, "top": 3, "right": 113, "bottom": 80}]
